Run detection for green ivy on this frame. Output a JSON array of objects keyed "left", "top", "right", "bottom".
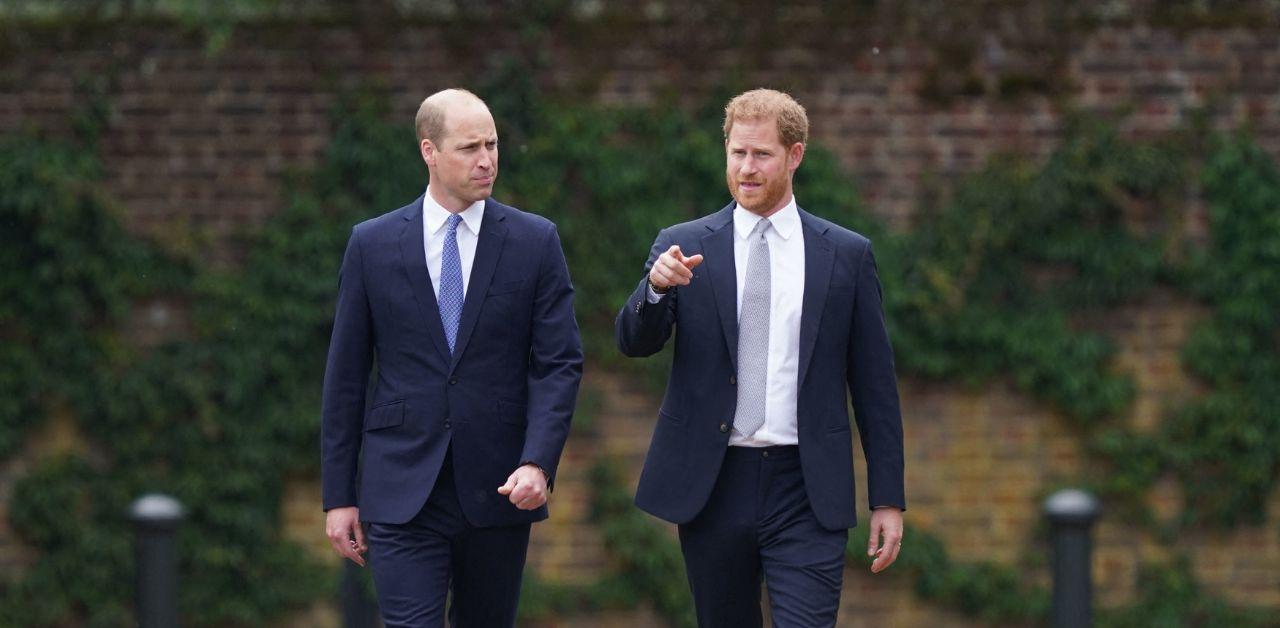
[
  {"left": 2, "top": 456, "right": 133, "bottom": 627},
  {"left": 588, "top": 459, "right": 697, "bottom": 628},
  {"left": 1081, "top": 132, "right": 1280, "bottom": 531},
  {"left": 886, "top": 115, "right": 1183, "bottom": 423},
  {"left": 0, "top": 131, "right": 172, "bottom": 459},
  {"left": 0, "top": 99, "right": 402, "bottom": 624},
  {"left": 1164, "top": 134, "right": 1280, "bottom": 527},
  {"left": 1098, "top": 557, "right": 1275, "bottom": 628},
  {"left": 856, "top": 524, "right": 1050, "bottom": 623},
  {"left": 518, "top": 571, "right": 638, "bottom": 624}
]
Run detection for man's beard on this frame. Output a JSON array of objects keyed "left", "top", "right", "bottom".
[{"left": 727, "top": 169, "right": 789, "bottom": 215}]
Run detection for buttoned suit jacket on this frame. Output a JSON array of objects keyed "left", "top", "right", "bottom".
[
  {"left": 322, "top": 195, "right": 583, "bottom": 526},
  {"left": 615, "top": 202, "right": 905, "bottom": 530}
]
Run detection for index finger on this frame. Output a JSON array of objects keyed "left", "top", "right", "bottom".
[
  {"left": 871, "top": 532, "right": 902, "bottom": 573},
  {"left": 332, "top": 533, "right": 366, "bottom": 567},
  {"left": 343, "top": 544, "right": 366, "bottom": 567},
  {"left": 871, "top": 546, "right": 898, "bottom": 572},
  {"left": 353, "top": 522, "right": 367, "bottom": 552},
  {"left": 867, "top": 521, "right": 882, "bottom": 556}
]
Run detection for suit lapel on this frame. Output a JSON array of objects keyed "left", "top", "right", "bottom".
[
  {"left": 797, "top": 209, "right": 833, "bottom": 387},
  {"left": 701, "top": 205, "right": 739, "bottom": 371},
  {"left": 448, "top": 198, "right": 508, "bottom": 374},
  {"left": 398, "top": 196, "right": 451, "bottom": 361}
]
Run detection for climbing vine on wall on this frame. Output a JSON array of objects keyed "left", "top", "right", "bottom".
[{"left": 0, "top": 94, "right": 421, "bottom": 625}]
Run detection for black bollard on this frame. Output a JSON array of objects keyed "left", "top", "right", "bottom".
[
  {"left": 1043, "top": 489, "right": 1100, "bottom": 628},
  {"left": 129, "top": 493, "right": 185, "bottom": 628}
]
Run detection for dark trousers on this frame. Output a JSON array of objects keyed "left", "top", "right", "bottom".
[
  {"left": 365, "top": 450, "right": 531, "bottom": 628},
  {"left": 678, "top": 445, "right": 848, "bottom": 628}
]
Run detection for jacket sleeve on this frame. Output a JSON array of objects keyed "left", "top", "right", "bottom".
[
  {"left": 320, "top": 226, "right": 374, "bottom": 511},
  {"left": 846, "top": 241, "right": 906, "bottom": 511},
  {"left": 520, "top": 225, "right": 584, "bottom": 489},
  {"left": 615, "top": 229, "right": 677, "bottom": 358}
]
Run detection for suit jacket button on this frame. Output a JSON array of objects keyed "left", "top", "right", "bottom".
[
  {"left": 729, "top": 376, "right": 736, "bottom": 385},
  {"left": 449, "top": 378, "right": 458, "bottom": 385},
  {"left": 444, "top": 420, "right": 452, "bottom": 429},
  {"left": 719, "top": 423, "right": 729, "bottom": 433}
]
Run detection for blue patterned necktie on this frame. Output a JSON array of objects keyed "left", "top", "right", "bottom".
[
  {"left": 439, "top": 213, "right": 464, "bottom": 354},
  {"left": 734, "top": 218, "right": 772, "bottom": 437}
]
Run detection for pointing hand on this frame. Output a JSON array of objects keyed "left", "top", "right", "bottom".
[{"left": 648, "top": 245, "right": 704, "bottom": 291}]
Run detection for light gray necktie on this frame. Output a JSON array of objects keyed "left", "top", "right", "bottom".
[{"left": 734, "top": 218, "right": 772, "bottom": 437}]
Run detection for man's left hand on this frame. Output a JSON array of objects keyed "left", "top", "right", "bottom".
[
  {"left": 867, "top": 506, "right": 904, "bottom": 573},
  {"left": 497, "top": 464, "right": 548, "bottom": 510}
]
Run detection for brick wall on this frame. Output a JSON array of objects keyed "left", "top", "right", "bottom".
[{"left": 4, "top": 11, "right": 1279, "bottom": 626}]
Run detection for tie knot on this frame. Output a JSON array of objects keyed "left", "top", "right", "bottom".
[
  {"left": 446, "top": 213, "right": 463, "bottom": 233},
  {"left": 751, "top": 218, "right": 772, "bottom": 238}
]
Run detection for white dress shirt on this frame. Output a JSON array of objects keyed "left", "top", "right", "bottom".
[
  {"left": 729, "top": 199, "right": 804, "bottom": 447},
  {"left": 423, "top": 186, "right": 484, "bottom": 298},
  {"left": 645, "top": 199, "right": 806, "bottom": 446}
]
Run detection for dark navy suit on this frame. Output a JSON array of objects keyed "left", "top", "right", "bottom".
[
  {"left": 322, "top": 195, "right": 582, "bottom": 626},
  {"left": 616, "top": 203, "right": 905, "bottom": 626}
]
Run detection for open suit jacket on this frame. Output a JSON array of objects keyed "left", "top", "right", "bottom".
[
  {"left": 321, "top": 195, "right": 583, "bottom": 527},
  {"left": 615, "top": 202, "right": 905, "bottom": 530}
]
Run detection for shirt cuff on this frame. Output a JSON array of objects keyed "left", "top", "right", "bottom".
[{"left": 645, "top": 283, "right": 665, "bottom": 303}]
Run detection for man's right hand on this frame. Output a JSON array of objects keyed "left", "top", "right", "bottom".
[
  {"left": 325, "top": 506, "right": 367, "bottom": 567},
  {"left": 649, "top": 245, "right": 704, "bottom": 292}
]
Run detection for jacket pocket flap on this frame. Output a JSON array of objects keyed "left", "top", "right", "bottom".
[
  {"left": 365, "top": 401, "right": 405, "bottom": 431},
  {"left": 658, "top": 409, "right": 687, "bottom": 425},
  {"left": 488, "top": 279, "right": 525, "bottom": 295}
]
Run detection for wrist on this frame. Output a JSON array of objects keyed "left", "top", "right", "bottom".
[{"left": 648, "top": 277, "right": 669, "bottom": 294}]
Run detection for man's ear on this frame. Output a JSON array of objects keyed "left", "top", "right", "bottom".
[
  {"left": 420, "top": 139, "right": 436, "bottom": 168},
  {"left": 788, "top": 142, "right": 806, "bottom": 173}
]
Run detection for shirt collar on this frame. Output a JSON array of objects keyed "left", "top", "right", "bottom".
[
  {"left": 423, "top": 186, "right": 485, "bottom": 236},
  {"left": 733, "top": 196, "right": 799, "bottom": 240}
]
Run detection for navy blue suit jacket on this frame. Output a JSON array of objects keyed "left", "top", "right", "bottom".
[
  {"left": 322, "top": 195, "right": 583, "bottom": 527},
  {"left": 615, "top": 203, "right": 905, "bottom": 530}
]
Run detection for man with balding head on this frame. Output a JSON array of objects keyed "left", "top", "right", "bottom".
[
  {"left": 321, "top": 89, "right": 583, "bottom": 626},
  {"left": 616, "top": 89, "right": 906, "bottom": 626}
]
